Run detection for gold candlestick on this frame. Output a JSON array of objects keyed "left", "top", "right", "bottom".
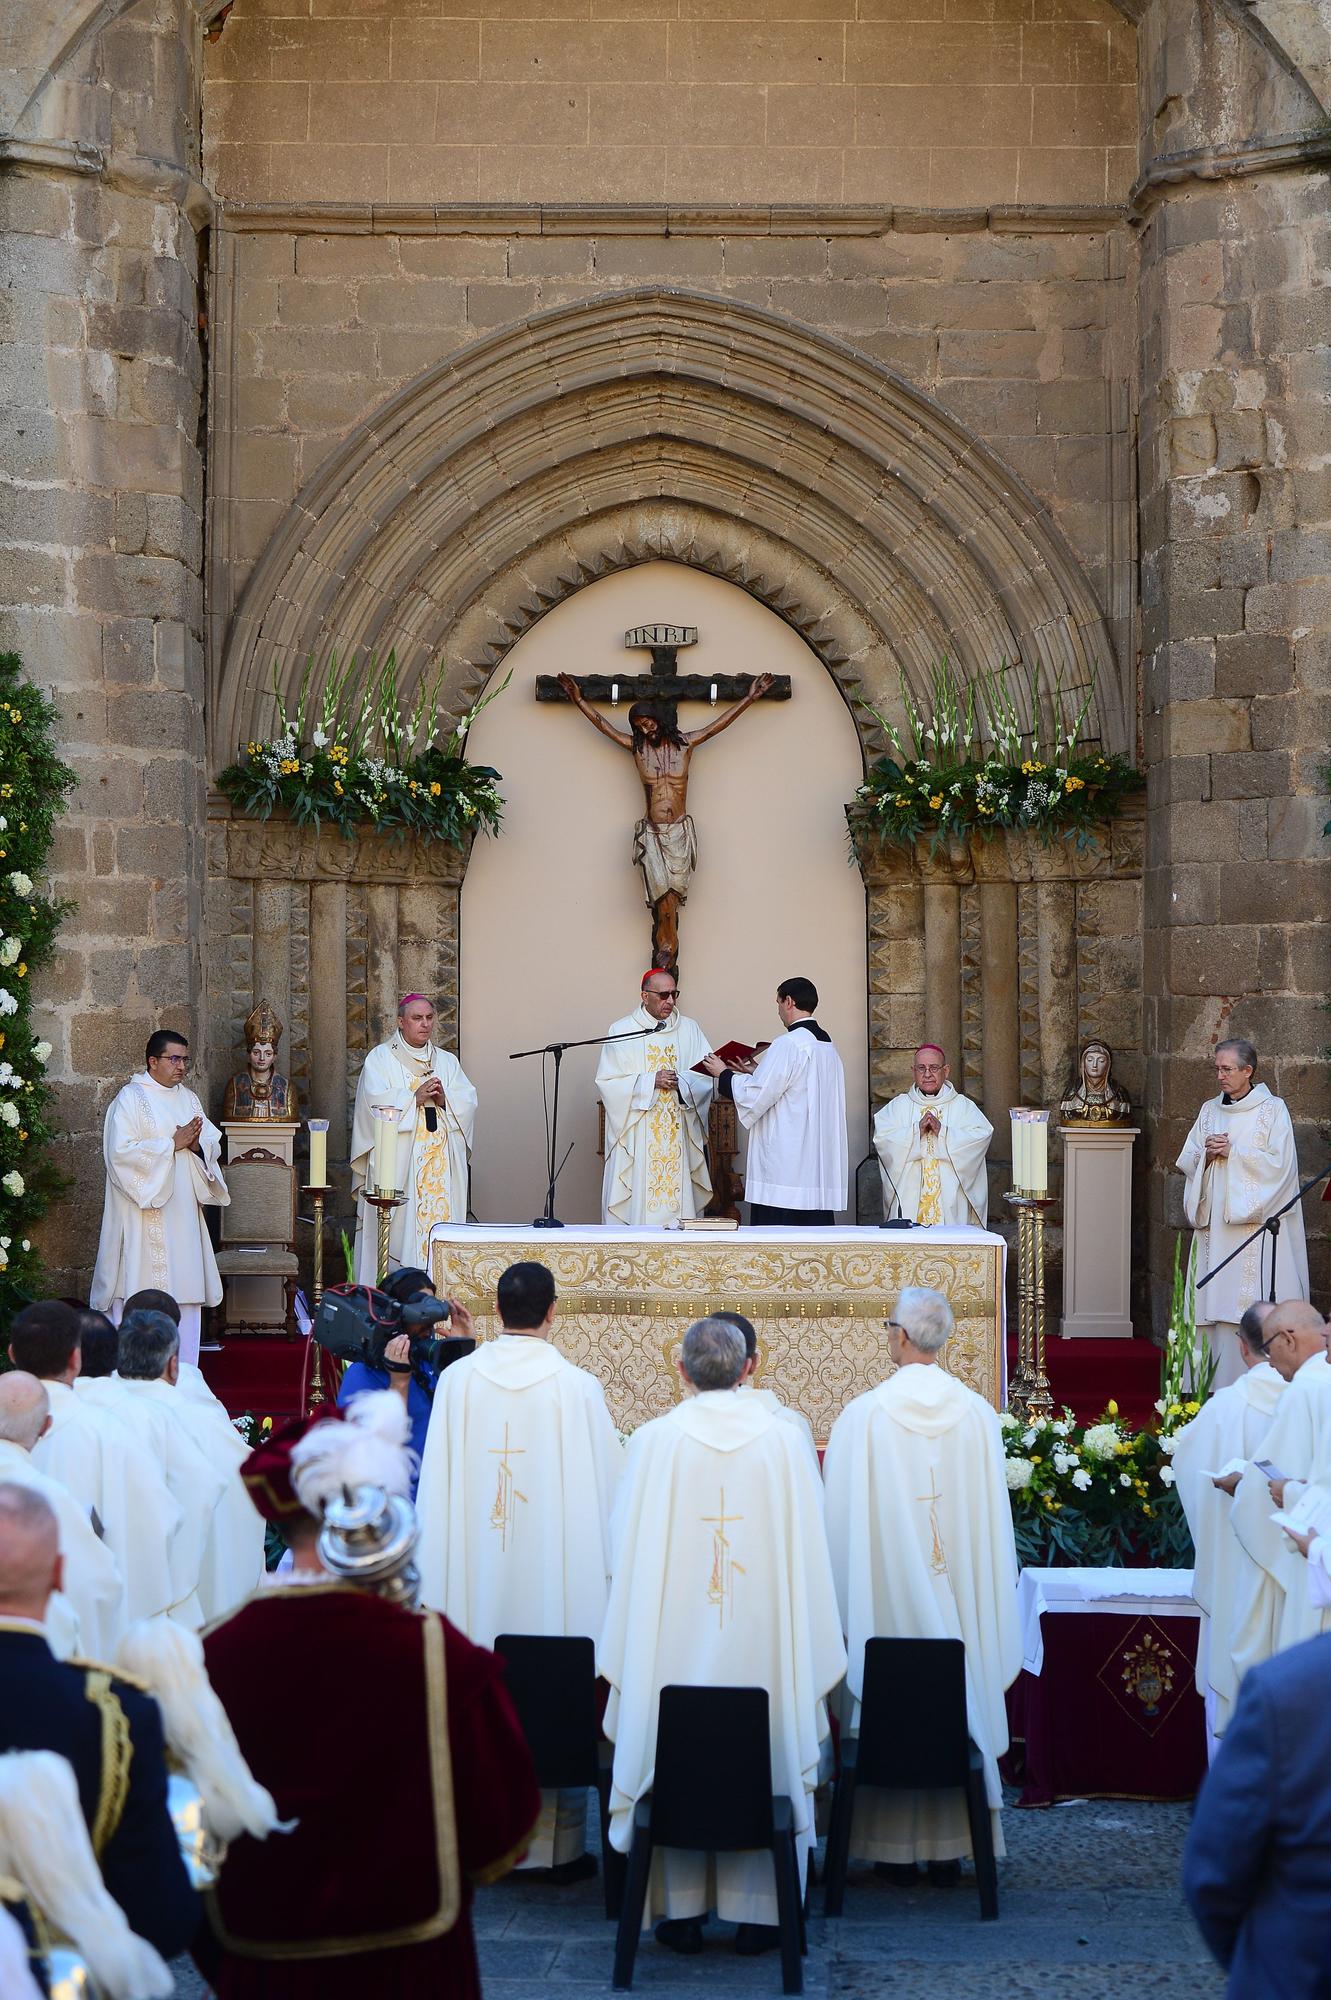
[
  {"left": 363, "top": 1187, "right": 405, "bottom": 1285},
  {"left": 1005, "top": 1190, "right": 1054, "bottom": 1421},
  {"left": 301, "top": 1182, "right": 330, "bottom": 1410}
]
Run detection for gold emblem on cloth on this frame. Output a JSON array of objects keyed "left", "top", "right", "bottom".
[
  {"left": 488, "top": 1424, "right": 527, "bottom": 1551},
  {"left": 702, "top": 1487, "right": 745, "bottom": 1628}
]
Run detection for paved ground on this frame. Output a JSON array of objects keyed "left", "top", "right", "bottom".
[{"left": 171, "top": 1793, "right": 1223, "bottom": 1998}]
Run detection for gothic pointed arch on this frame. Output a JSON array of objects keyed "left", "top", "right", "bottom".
[{"left": 214, "top": 286, "right": 1129, "bottom": 763}]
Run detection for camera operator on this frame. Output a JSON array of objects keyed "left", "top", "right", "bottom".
[{"left": 335, "top": 1269, "right": 473, "bottom": 1494}]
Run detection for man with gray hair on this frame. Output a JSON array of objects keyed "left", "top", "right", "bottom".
[
  {"left": 0, "top": 1373, "right": 124, "bottom": 1658},
  {"left": 1177, "top": 1039, "right": 1308, "bottom": 1390},
  {"left": 822, "top": 1286, "right": 1020, "bottom": 1881},
  {"left": 599, "top": 1316, "right": 845, "bottom": 1958}
]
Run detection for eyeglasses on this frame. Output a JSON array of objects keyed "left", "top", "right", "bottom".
[
  {"left": 1259, "top": 1329, "right": 1286, "bottom": 1353},
  {"left": 647, "top": 988, "right": 679, "bottom": 999},
  {"left": 884, "top": 1320, "right": 903, "bottom": 1334}
]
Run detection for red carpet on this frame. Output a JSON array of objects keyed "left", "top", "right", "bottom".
[{"left": 1008, "top": 1334, "right": 1162, "bottom": 1431}]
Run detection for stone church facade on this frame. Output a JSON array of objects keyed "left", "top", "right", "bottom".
[{"left": 3, "top": 0, "right": 1329, "bottom": 1315}]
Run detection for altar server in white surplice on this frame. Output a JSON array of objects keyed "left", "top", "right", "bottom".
[
  {"left": 93, "top": 1311, "right": 231, "bottom": 1631},
  {"left": 823, "top": 1287, "right": 1021, "bottom": 1869},
  {"left": 89, "top": 1030, "right": 229, "bottom": 1369},
  {"left": 416, "top": 1260, "right": 623, "bottom": 1874},
  {"left": 873, "top": 1045, "right": 992, "bottom": 1227},
  {"left": 10, "top": 1300, "right": 180, "bottom": 1625},
  {"left": 597, "top": 970, "right": 714, "bottom": 1227},
  {"left": 350, "top": 994, "right": 476, "bottom": 1284},
  {"left": 0, "top": 1372, "right": 125, "bottom": 1660},
  {"left": 600, "top": 1318, "right": 845, "bottom": 1952},
  {"left": 703, "top": 976, "right": 847, "bottom": 1225},
  {"left": 1169, "top": 1303, "right": 1284, "bottom": 1741},
  {"left": 1228, "top": 1303, "right": 1331, "bottom": 1692},
  {"left": 1176, "top": 1039, "right": 1309, "bottom": 1390}
]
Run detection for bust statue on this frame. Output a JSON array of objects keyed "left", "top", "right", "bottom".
[
  {"left": 222, "top": 1000, "right": 300, "bottom": 1122},
  {"left": 1059, "top": 1039, "right": 1131, "bottom": 1125}
]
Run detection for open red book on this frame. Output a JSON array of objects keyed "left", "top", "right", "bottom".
[{"left": 691, "top": 1039, "right": 770, "bottom": 1076}]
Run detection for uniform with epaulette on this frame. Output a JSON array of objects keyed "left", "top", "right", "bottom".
[
  {"left": 0, "top": 1619, "right": 200, "bottom": 1961},
  {"left": 199, "top": 1405, "right": 540, "bottom": 1999}
]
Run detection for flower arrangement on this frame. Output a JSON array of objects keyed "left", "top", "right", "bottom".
[
  {"left": 218, "top": 653, "right": 509, "bottom": 845},
  {"left": 849, "top": 658, "right": 1143, "bottom": 856},
  {"left": 0, "top": 654, "right": 76, "bottom": 1333},
  {"left": 1161, "top": 1233, "right": 1217, "bottom": 1406},
  {"left": 1002, "top": 1398, "right": 1195, "bottom": 1569}
]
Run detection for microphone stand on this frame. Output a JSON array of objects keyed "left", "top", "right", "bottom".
[
  {"left": 509, "top": 1027, "right": 655, "bottom": 1229},
  {"left": 1196, "top": 1157, "right": 1331, "bottom": 1302}
]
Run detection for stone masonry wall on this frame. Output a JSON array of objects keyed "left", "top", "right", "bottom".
[{"left": 0, "top": 0, "right": 208, "bottom": 1291}]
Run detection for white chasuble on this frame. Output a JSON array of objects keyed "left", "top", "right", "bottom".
[
  {"left": 0, "top": 1441, "right": 126, "bottom": 1661},
  {"left": 822, "top": 1364, "right": 1021, "bottom": 1864},
  {"left": 1177, "top": 1085, "right": 1309, "bottom": 1384},
  {"left": 1170, "top": 1363, "right": 1283, "bottom": 1730},
  {"left": 156, "top": 1388, "right": 266, "bottom": 1623},
  {"left": 599, "top": 1393, "right": 845, "bottom": 1926},
  {"left": 96, "top": 1376, "right": 229, "bottom": 1630},
  {"left": 1228, "top": 1352, "right": 1331, "bottom": 1696},
  {"left": 728, "top": 1025, "right": 848, "bottom": 1213},
  {"left": 872, "top": 1083, "right": 992, "bottom": 1228},
  {"left": 350, "top": 1036, "right": 476, "bottom": 1283},
  {"left": 596, "top": 1009, "right": 713, "bottom": 1227},
  {"left": 415, "top": 1334, "right": 623, "bottom": 1868},
  {"left": 90, "top": 1075, "right": 230, "bottom": 1339},
  {"left": 35, "top": 1381, "right": 180, "bottom": 1625}
]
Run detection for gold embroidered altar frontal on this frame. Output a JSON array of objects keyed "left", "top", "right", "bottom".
[{"left": 429, "top": 1225, "right": 1005, "bottom": 1440}]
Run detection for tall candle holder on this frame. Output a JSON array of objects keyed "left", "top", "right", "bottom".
[
  {"left": 301, "top": 1180, "right": 331, "bottom": 1410},
  {"left": 1006, "top": 1108, "right": 1053, "bottom": 1421},
  {"left": 363, "top": 1188, "right": 405, "bottom": 1286}
]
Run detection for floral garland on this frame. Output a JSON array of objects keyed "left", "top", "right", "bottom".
[
  {"left": 848, "top": 659, "right": 1143, "bottom": 855},
  {"left": 218, "top": 653, "right": 508, "bottom": 845},
  {"left": 1002, "top": 1400, "right": 1196, "bottom": 1569},
  {"left": 0, "top": 654, "right": 76, "bottom": 1326}
]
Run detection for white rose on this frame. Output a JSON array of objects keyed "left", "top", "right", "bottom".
[
  {"left": 19, "top": 1239, "right": 28, "bottom": 1252},
  {"left": 1052, "top": 1451, "right": 1070, "bottom": 1476},
  {"left": 1119, "top": 1472, "right": 1132, "bottom": 1488},
  {"left": 2, "top": 1170, "right": 24, "bottom": 1196},
  {"left": 1052, "top": 1420, "right": 1069, "bottom": 1438},
  {"left": 1022, "top": 1427, "right": 1039, "bottom": 1449},
  {"left": 32, "top": 1041, "right": 50, "bottom": 1065},
  {"left": 0, "top": 939, "right": 18, "bottom": 967},
  {"left": 1071, "top": 1468, "right": 1093, "bottom": 1492},
  {"left": 0, "top": 992, "right": 15, "bottom": 1018},
  {"left": 7, "top": 873, "right": 32, "bottom": 898},
  {"left": 0, "top": 1103, "right": 18, "bottom": 1127},
  {"left": 1004, "top": 1457, "right": 1035, "bottom": 1492}
]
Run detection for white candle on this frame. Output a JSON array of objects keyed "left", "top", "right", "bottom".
[
  {"left": 1010, "top": 1109, "right": 1026, "bottom": 1191},
  {"left": 1029, "top": 1112, "right": 1049, "bottom": 1195},
  {"left": 710, "top": 682, "right": 718, "bottom": 705},
  {"left": 307, "top": 1118, "right": 328, "bottom": 1187},
  {"left": 371, "top": 1106, "right": 398, "bottom": 1193},
  {"left": 611, "top": 681, "right": 619, "bottom": 705}
]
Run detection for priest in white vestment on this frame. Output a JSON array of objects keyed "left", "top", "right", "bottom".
[
  {"left": 89, "top": 1030, "right": 230, "bottom": 1368},
  {"left": 10, "top": 1301, "right": 181, "bottom": 1624},
  {"left": 600, "top": 1318, "right": 845, "bottom": 1950},
  {"left": 1228, "top": 1303, "right": 1331, "bottom": 1691},
  {"left": 350, "top": 995, "right": 477, "bottom": 1284},
  {"left": 1169, "top": 1302, "right": 1284, "bottom": 1742},
  {"left": 596, "top": 970, "right": 714, "bottom": 1227},
  {"left": 1176, "top": 1040, "right": 1309, "bottom": 1389},
  {"left": 872, "top": 1045, "right": 992, "bottom": 1227},
  {"left": 416, "top": 1259, "right": 622, "bottom": 1871},
  {"left": 92, "top": 1311, "right": 230, "bottom": 1630},
  {"left": 703, "top": 977, "right": 847, "bottom": 1224},
  {"left": 714, "top": 1311, "right": 819, "bottom": 1470},
  {"left": 118, "top": 1289, "right": 230, "bottom": 1414},
  {"left": 0, "top": 1373, "right": 124, "bottom": 1660},
  {"left": 822, "top": 1286, "right": 1021, "bottom": 1869}
]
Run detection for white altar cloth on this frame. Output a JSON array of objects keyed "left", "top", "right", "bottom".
[{"left": 1016, "top": 1566, "right": 1199, "bottom": 1676}]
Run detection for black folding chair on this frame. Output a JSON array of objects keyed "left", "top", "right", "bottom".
[
  {"left": 823, "top": 1636, "right": 998, "bottom": 1922},
  {"left": 612, "top": 1685, "right": 806, "bottom": 1995},
  {"left": 492, "top": 1634, "right": 619, "bottom": 1919}
]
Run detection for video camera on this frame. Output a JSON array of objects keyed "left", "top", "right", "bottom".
[{"left": 312, "top": 1283, "right": 476, "bottom": 1394}]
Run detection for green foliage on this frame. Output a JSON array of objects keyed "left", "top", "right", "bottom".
[
  {"left": 0, "top": 654, "right": 77, "bottom": 1332},
  {"left": 849, "top": 658, "right": 1143, "bottom": 855},
  {"left": 1003, "top": 1401, "right": 1196, "bottom": 1570},
  {"left": 217, "top": 653, "right": 510, "bottom": 845}
]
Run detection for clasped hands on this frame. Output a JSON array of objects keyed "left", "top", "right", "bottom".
[
  {"left": 919, "top": 1109, "right": 941, "bottom": 1138},
  {"left": 172, "top": 1116, "right": 203, "bottom": 1154},
  {"left": 1203, "top": 1132, "right": 1231, "bottom": 1161},
  {"left": 414, "top": 1078, "right": 445, "bottom": 1110}
]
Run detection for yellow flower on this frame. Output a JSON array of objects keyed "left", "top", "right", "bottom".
[
  {"left": 15, "top": 965, "right": 25, "bottom": 978},
  {"left": 0, "top": 1034, "right": 5, "bottom": 1050},
  {"left": 17, "top": 1131, "right": 25, "bottom": 1142},
  {"left": 333, "top": 780, "right": 343, "bottom": 796},
  {"left": 1185, "top": 1400, "right": 1200, "bottom": 1416},
  {"left": 262, "top": 1416, "right": 273, "bottom": 1431},
  {"left": 929, "top": 793, "right": 943, "bottom": 809},
  {"left": 1106, "top": 1399, "right": 1118, "bottom": 1416},
  {"left": 430, "top": 781, "right": 441, "bottom": 797},
  {"left": 408, "top": 780, "right": 418, "bottom": 793},
  {"left": 1116, "top": 1440, "right": 1131, "bottom": 1456},
  {"left": 1065, "top": 775, "right": 1085, "bottom": 792},
  {"left": 246, "top": 742, "right": 256, "bottom": 755},
  {"left": 1021, "top": 759, "right": 1046, "bottom": 776}
]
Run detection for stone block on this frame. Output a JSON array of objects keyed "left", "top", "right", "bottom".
[
  {"left": 1251, "top": 692, "right": 1331, "bottom": 751},
  {"left": 768, "top": 280, "right": 887, "bottom": 332},
  {"left": 667, "top": 20, "right": 840, "bottom": 83},
  {"left": 399, "top": 238, "right": 509, "bottom": 280},
  {"left": 70, "top": 1012, "right": 158, "bottom": 1082},
  {"left": 32, "top": 946, "right": 88, "bottom": 1007},
  {"left": 937, "top": 328, "right": 1046, "bottom": 378},
  {"left": 1209, "top": 750, "right": 1291, "bottom": 800},
  {"left": 592, "top": 237, "right": 724, "bottom": 280},
  {"left": 388, "top": 18, "right": 482, "bottom": 80},
  {"left": 0, "top": 547, "right": 68, "bottom": 608},
  {"left": 307, "top": 80, "right": 439, "bottom": 146},
  {"left": 725, "top": 236, "right": 828, "bottom": 280},
  {"left": 286, "top": 375, "right": 376, "bottom": 431},
  {"left": 117, "top": 822, "right": 190, "bottom": 877},
  {"left": 294, "top": 236, "right": 401, "bottom": 280},
  {"left": 356, "top": 278, "right": 468, "bottom": 328},
  {"left": 142, "top": 756, "right": 199, "bottom": 823},
  {"left": 1160, "top": 799, "right": 1240, "bottom": 863},
  {"left": 666, "top": 146, "right": 845, "bottom": 204},
  {"left": 277, "top": 278, "right": 354, "bottom": 327},
  {"left": 478, "top": 144, "right": 665, "bottom": 202},
  {"left": 386, "top": 145, "right": 482, "bottom": 203},
  {"left": 847, "top": 20, "right": 1019, "bottom": 85},
  {"left": 465, "top": 282, "right": 539, "bottom": 328},
  {"left": 106, "top": 690, "right": 196, "bottom": 754},
  {"left": 1288, "top": 931, "right": 1331, "bottom": 1000},
  {"left": 64, "top": 876, "right": 152, "bottom": 934},
  {"left": 267, "top": 145, "right": 389, "bottom": 204},
  {"left": 1268, "top": 795, "right": 1331, "bottom": 862}
]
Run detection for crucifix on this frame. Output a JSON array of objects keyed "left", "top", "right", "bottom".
[{"left": 537, "top": 624, "right": 790, "bottom": 970}]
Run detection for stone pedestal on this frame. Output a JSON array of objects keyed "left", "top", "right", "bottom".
[{"left": 1060, "top": 1125, "right": 1139, "bottom": 1339}]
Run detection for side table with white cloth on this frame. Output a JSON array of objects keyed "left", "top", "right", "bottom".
[{"left": 1003, "top": 1567, "right": 1207, "bottom": 1806}]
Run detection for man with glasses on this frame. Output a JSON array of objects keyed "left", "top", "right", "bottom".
[
  {"left": 90, "top": 1030, "right": 229, "bottom": 1366},
  {"left": 872, "top": 1043, "right": 992, "bottom": 1227},
  {"left": 596, "top": 970, "right": 715, "bottom": 1227},
  {"left": 1177, "top": 1039, "right": 1309, "bottom": 1390}
]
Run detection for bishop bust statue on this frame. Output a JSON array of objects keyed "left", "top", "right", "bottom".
[
  {"left": 1059, "top": 1039, "right": 1131, "bottom": 1125},
  {"left": 222, "top": 1000, "right": 300, "bottom": 1122}
]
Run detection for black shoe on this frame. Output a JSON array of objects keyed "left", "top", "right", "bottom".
[
  {"left": 549, "top": 1853, "right": 599, "bottom": 1885},
  {"left": 655, "top": 1918, "right": 704, "bottom": 1955},
  {"left": 926, "top": 1859, "right": 962, "bottom": 1885},
  {"left": 873, "top": 1862, "right": 920, "bottom": 1886},
  {"left": 734, "top": 1924, "right": 781, "bottom": 1956}
]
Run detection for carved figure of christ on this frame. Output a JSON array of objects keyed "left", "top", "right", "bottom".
[{"left": 555, "top": 669, "right": 775, "bottom": 969}]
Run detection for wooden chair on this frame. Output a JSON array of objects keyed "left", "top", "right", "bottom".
[
  {"left": 214, "top": 1146, "right": 299, "bottom": 1334},
  {"left": 823, "top": 1636, "right": 999, "bottom": 1922},
  {"left": 492, "top": 1634, "right": 619, "bottom": 1919}
]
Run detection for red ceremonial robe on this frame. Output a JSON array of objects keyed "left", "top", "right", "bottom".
[{"left": 201, "top": 1580, "right": 539, "bottom": 1997}]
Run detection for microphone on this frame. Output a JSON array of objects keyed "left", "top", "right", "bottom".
[
  {"left": 424, "top": 1106, "right": 437, "bottom": 1132},
  {"left": 878, "top": 1157, "right": 914, "bottom": 1230}
]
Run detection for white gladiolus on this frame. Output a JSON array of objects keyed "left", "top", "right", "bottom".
[{"left": 1159, "top": 1465, "right": 1176, "bottom": 1487}]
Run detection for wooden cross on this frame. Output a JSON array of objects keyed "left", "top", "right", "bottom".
[{"left": 536, "top": 622, "right": 791, "bottom": 713}]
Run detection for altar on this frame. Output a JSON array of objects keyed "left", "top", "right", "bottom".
[{"left": 428, "top": 1223, "right": 1006, "bottom": 1440}]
